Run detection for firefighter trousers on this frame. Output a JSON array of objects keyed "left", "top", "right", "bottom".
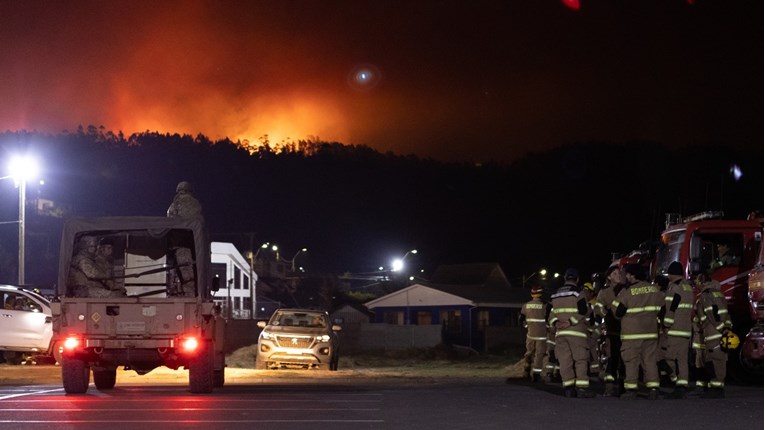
[
  {"left": 663, "top": 335, "right": 691, "bottom": 387},
  {"left": 555, "top": 335, "right": 590, "bottom": 388},
  {"left": 524, "top": 337, "right": 547, "bottom": 375},
  {"left": 703, "top": 341, "right": 727, "bottom": 389},
  {"left": 621, "top": 338, "right": 659, "bottom": 390}
]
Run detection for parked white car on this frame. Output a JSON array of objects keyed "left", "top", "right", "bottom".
[{"left": 0, "top": 285, "right": 59, "bottom": 364}]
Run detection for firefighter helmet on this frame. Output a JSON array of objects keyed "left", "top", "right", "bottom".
[
  {"left": 530, "top": 286, "right": 543, "bottom": 297},
  {"left": 720, "top": 331, "right": 740, "bottom": 351}
]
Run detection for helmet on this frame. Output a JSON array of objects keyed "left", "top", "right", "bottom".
[
  {"left": 583, "top": 282, "right": 595, "bottom": 292},
  {"left": 720, "top": 331, "right": 740, "bottom": 351},
  {"left": 78, "top": 235, "right": 98, "bottom": 250},
  {"left": 530, "top": 286, "right": 543, "bottom": 297},
  {"left": 176, "top": 181, "right": 193, "bottom": 193}
]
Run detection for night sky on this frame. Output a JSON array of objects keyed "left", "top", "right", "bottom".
[{"left": 1, "top": 0, "right": 760, "bottom": 163}]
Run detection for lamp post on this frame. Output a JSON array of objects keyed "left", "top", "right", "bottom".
[
  {"left": 522, "top": 268, "right": 547, "bottom": 287},
  {"left": 391, "top": 249, "right": 417, "bottom": 272},
  {"left": 5, "top": 155, "right": 39, "bottom": 286},
  {"left": 290, "top": 247, "right": 307, "bottom": 272}
]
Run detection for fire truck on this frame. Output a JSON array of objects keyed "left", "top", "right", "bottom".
[{"left": 651, "top": 211, "right": 763, "bottom": 378}]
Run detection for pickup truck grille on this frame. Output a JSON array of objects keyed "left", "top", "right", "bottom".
[{"left": 274, "top": 335, "right": 314, "bottom": 349}]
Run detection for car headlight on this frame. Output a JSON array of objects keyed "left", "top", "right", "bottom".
[
  {"left": 315, "top": 334, "right": 330, "bottom": 342},
  {"left": 260, "top": 330, "right": 273, "bottom": 340}
]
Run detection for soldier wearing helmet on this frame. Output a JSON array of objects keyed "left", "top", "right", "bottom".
[
  {"left": 167, "top": 181, "right": 203, "bottom": 218},
  {"left": 67, "top": 236, "right": 110, "bottom": 297},
  {"left": 166, "top": 181, "right": 203, "bottom": 296},
  {"left": 517, "top": 285, "right": 549, "bottom": 383}
]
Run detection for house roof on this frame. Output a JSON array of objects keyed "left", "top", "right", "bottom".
[{"left": 366, "top": 263, "right": 529, "bottom": 308}]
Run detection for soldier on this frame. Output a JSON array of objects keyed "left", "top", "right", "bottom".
[
  {"left": 659, "top": 261, "right": 694, "bottom": 399},
  {"left": 95, "top": 238, "right": 126, "bottom": 297},
  {"left": 549, "top": 268, "right": 595, "bottom": 398},
  {"left": 594, "top": 265, "right": 625, "bottom": 396},
  {"left": 695, "top": 271, "right": 733, "bottom": 398},
  {"left": 68, "top": 236, "right": 111, "bottom": 298},
  {"left": 519, "top": 285, "right": 549, "bottom": 382},
  {"left": 167, "top": 181, "right": 203, "bottom": 296},
  {"left": 167, "top": 181, "right": 203, "bottom": 218},
  {"left": 613, "top": 263, "right": 665, "bottom": 400}
]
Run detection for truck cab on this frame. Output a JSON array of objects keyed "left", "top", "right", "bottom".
[
  {"left": 653, "top": 211, "right": 763, "bottom": 376},
  {"left": 52, "top": 216, "right": 226, "bottom": 393}
]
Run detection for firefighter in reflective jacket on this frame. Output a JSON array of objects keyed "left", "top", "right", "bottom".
[
  {"left": 520, "top": 286, "right": 549, "bottom": 382},
  {"left": 659, "top": 261, "right": 695, "bottom": 398},
  {"left": 612, "top": 263, "right": 665, "bottom": 400},
  {"left": 695, "top": 272, "right": 733, "bottom": 398},
  {"left": 594, "top": 265, "right": 625, "bottom": 396},
  {"left": 549, "top": 268, "right": 595, "bottom": 398}
]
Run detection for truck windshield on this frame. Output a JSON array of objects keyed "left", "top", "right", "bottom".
[{"left": 656, "top": 231, "right": 685, "bottom": 275}]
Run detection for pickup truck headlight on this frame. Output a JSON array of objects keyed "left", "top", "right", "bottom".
[
  {"left": 260, "top": 330, "right": 273, "bottom": 340},
  {"left": 315, "top": 334, "right": 330, "bottom": 342}
]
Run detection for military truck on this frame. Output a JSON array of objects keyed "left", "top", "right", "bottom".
[{"left": 51, "top": 216, "right": 226, "bottom": 394}]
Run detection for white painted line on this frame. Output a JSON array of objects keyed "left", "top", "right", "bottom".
[{"left": 0, "top": 388, "right": 64, "bottom": 401}]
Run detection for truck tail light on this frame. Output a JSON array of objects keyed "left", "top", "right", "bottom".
[
  {"left": 181, "top": 337, "right": 199, "bottom": 353},
  {"left": 63, "top": 337, "right": 81, "bottom": 350}
]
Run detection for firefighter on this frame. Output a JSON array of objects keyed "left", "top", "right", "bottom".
[
  {"left": 695, "top": 271, "right": 733, "bottom": 398},
  {"left": 520, "top": 285, "right": 549, "bottom": 382},
  {"left": 612, "top": 263, "right": 665, "bottom": 400},
  {"left": 549, "top": 268, "right": 595, "bottom": 398},
  {"left": 659, "top": 261, "right": 694, "bottom": 399},
  {"left": 583, "top": 282, "right": 602, "bottom": 377},
  {"left": 594, "top": 265, "right": 625, "bottom": 396}
]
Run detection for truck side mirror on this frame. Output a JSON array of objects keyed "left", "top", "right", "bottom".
[
  {"left": 211, "top": 275, "right": 220, "bottom": 292},
  {"left": 689, "top": 236, "right": 702, "bottom": 261}
]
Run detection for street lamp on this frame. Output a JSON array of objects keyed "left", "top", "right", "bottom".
[
  {"left": 290, "top": 247, "right": 307, "bottom": 272},
  {"left": 4, "top": 155, "right": 39, "bottom": 286},
  {"left": 522, "top": 268, "right": 547, "bottom": 287},
  {"left": 391, "top": 249, "right": 417, "bottom": 272}
]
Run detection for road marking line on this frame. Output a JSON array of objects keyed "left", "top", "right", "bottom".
[{"left": 0, "top": 388, "right": 64, "bottom": 401}]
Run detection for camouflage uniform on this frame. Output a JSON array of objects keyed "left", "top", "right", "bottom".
[
  {"left": 68, "top": 236, "right": 111, "bottom": 298},
  {"left": 167, "top": 181, "right": 202, "bottom": 296}
]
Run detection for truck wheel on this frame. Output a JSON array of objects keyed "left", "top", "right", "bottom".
[
  {"left": 62, "top": 357, "right": 90, "bottom": 394},
  {"left": 93, "top": 369, "right": 117, "bottom": 390},
  {"left": 188, "top": 342, "right": 214, "bottom": 393},
  {"left": 255, "top": 356, "right": 268, "bottom": 370},
  {"left": 2, "top": 351, "right": 23, "bottom": 365}
]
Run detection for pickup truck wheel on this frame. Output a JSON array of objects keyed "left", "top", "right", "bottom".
[
  {"left": 2, "top": 351, "right": 23, "bottom": 365},
  {"left": 188, "top": 342, "right": 214, "bottom": 393},
  {"left": 62, "top": 357, "right": 90, "bottom": 394},
  {"left": 93, "top": 369, "right": 117, "bottom": 390}
]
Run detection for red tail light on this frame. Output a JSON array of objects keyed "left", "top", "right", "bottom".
[
  {"left": 63, "top": 337, "right": 81, "bottom": 350},
  {"left": 181, "top": 337, "right": 199, "bottom": 352}
]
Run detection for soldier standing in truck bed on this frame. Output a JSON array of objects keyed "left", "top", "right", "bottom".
[{"left": 166, "top": 181, "right": 203, "bottom": 296}]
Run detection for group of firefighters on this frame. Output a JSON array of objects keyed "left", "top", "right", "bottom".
[{"left": 519, "top": 262, "right": 736, "bottom": 399}]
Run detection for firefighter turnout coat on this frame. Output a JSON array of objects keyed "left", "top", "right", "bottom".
[
  {"left": 549, "top": 283, "right": 591, "bottom": 389},
  {"left": 612, "top": 280, "right": 665, "bottom": 391}
]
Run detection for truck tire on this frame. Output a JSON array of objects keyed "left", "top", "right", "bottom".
[
  {"left": 93, "top": 368, "right": 117, "bottom": 390},
  {"left": 2, "top": 351, "right": 23, "bottom": 365},
  {"left": 188, "top": 342, "right": 214, "bottom": 393},
  {"left": 62, "top": 357, "right": 90, "bottom": 394}
]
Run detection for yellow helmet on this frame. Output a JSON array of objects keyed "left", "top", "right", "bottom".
[{"left": 720, "top": 331, "right": 740, "bottom": 351}]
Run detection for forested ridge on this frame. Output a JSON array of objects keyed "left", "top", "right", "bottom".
[{"left": 0, "top": 127, "right": 762, "bottom": 286}]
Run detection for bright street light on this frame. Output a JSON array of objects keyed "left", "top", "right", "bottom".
[
  {"left": 4, "top": 155, "right": 40, "bottom": 286},
  {"left": 522, "top": 268, "right": 548, "bottom": 287},
  {"left": 391, "top": 249, "right": 418, "bottom": 272},
  {"left": 290, "top": 247, "right": 307, "bottom": 272}
]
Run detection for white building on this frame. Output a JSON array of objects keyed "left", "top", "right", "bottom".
[{"left": 211, "top": 242, "right": 256, "bottom": 319}]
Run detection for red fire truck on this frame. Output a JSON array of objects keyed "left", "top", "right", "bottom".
[{"left": 651, "top": 211, "right": 763, "bottom": 377}]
